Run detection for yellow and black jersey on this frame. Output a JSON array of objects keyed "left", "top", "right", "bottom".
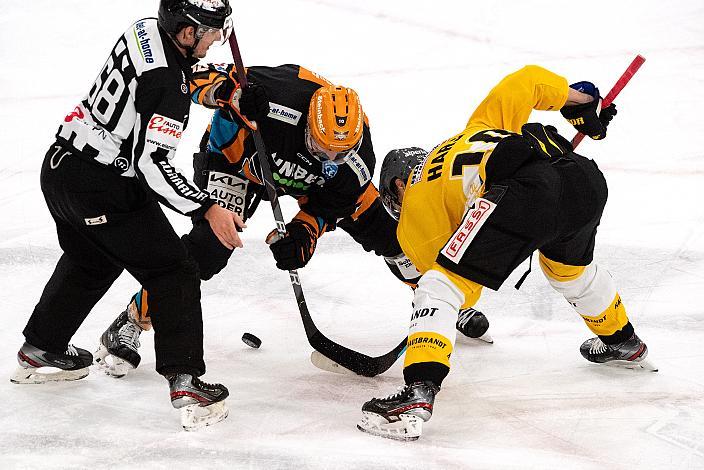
[
  {"left": 397, "top": 65, "right": 569, "bottom": 304},
  {"left": 190, "top": 63, "right": 376, "bottom": 225}
]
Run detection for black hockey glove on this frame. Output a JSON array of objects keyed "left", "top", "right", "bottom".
[
  {"left": 267, "top": 219, "right": 318, "bottom": 270},
  {"left": 560, "top": 81, "right": 617, "bottom": 140},
  {"left": 214, "top": 70, "right": 242, "bottom": 111},
  {"left": 214, "top": 71, "right": 269, "bottom": 123},
  {"left": 238, "top": 82, "right": 270, "bottom": 123},
  {"left": 521, "top": 123, "right": 573, "bottom": 159}
]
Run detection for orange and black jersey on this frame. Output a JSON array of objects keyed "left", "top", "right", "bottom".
[{"left": 191, "top": 63, "right": 375, "bottom": 225}]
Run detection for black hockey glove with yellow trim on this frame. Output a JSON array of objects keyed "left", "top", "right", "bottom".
[
  {"left": 521, "top": 123, "right": 573, "bottom": 159},
  {"left": 267, "top": 219, "right": 320, "bottom": 270},
  {"left": 560, "top": 81, "right": 617, "bottom": 140}
]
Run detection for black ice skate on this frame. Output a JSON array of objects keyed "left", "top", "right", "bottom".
[
  {"left": 167, "top": 373, "right": 230, "bottom": 431},
  {"left": 95, "top": 307, "right": 143, "bottom": 378},
  {"left": 580, "top": 333, "right": 657, "bottom": 371},
  {"left": 456, "top": 308, "right": 493, "bottom": 343},
  {"left": 11, "top": 342, "right": 93, "bottom": 384},
  {"left": 357, "top": 381, "right": 439, "bottom": 441}
]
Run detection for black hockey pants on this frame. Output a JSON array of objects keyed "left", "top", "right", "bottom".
[{"left": 23, "top": 144, "right": 206, "bottom": 377}]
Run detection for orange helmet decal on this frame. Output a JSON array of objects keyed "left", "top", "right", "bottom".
[{"left": 308, "top": 85, "right": 364, "bottom": 153}]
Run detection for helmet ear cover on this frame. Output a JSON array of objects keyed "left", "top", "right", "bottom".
[{"left": 379, "top": 147, "right": 428, "bottom": 220}]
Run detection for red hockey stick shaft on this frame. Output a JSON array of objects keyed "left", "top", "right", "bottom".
[{"left": 572, "top": 54, "right": 646, "bottom": 148}]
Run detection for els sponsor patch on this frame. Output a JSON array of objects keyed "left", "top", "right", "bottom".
[
  {"left": 441, "top": 198, "right": 496, "bottom": 263},
  {"left": 146, "top": 114, "right": 183, "bottom": 152}
]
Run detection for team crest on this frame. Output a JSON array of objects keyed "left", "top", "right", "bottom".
[{"left": 321, "top": 160, "right": 338, "bottom": 179}]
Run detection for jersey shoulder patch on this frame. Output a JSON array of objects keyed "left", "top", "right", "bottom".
[
  {"left": 128, "top": 18, "right": 167, "bottom": 73},
  {"left": 346, "top": 153, "right": 371, "bottom": 186},
  {"left": 297, "top": 66, "right": 333, "bottom": 87}
]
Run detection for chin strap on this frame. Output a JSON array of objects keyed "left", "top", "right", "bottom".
[{"left": 171, "top": 33, "right": 200, "bottom": 60}]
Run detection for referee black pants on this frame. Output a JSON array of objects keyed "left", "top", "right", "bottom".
[{"left": 23, "top": 144, "right": 206, "bottom": 377}]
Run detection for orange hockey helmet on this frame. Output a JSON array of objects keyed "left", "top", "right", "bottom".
[{"left": 305, "top": 85, "right": 364, "bottom": 164}]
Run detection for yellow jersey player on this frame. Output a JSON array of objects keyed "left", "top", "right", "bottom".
[{"left": 357, "top": 65, "right": 655, "bottom": 441}]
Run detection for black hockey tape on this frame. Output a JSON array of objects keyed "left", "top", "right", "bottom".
[{"left": 241, "top": 332, "right": 262, "bottom": 349}]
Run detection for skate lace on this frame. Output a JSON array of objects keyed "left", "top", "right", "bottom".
[
  {"left": 65, "top": 345, "right": 78, "bottom": 356},
  {"left": 192, "top": 376, "right": 220, "bottom": 392},
  {"left": 589, "top": 338, "right": 609, "bottom": 355},
  {"left": 118, "top": 322, "right": 142, "bottom": 351},
  {"left": 380, "top": 384, "right": 410, "bottom": 401},
  {"left": 457, "top": 308, "right": 477, "bottom": 328}
]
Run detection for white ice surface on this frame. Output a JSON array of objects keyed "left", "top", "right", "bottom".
[{"left": 1, "top": 1, "right": 703, "bottom": 469}]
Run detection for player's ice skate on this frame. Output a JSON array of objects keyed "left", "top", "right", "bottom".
[
  {"left": 456, "top": 308, "right": 493, "bottom": 343},
  {"left": 167, "top": 373, "right": 230, "bottom": 431},
  {"left": 10, "top": 342, "right": 93, "bottom": 384},
  {"left": 357, "top": 381, "right": 439, "bottom": 441},
  {"left": 580, "top": 333, "right": 657, "bottom": 371},
  {"left": 94, "top": 308, "right": 143, "bottom": 378}
]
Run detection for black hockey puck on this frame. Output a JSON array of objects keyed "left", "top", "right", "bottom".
[{"left": 241, "top": 332, "right": 261, "bottom": 349}]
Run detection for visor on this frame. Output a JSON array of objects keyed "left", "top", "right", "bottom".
[
  {"left": 380, "top": 183, "right": 402, "bottom": 221},
  {"left": 194, "top": 15, "right": 233, "bottom": 44},
  {"left": 305, "top": 124, "right": 363, "bottom": 165}
]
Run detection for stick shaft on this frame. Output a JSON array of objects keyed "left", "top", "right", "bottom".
[{"left": 572, "top": 54, "right": 646, "bottom": 148}]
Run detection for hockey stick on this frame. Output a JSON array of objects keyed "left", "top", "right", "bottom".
[
  {"left": 226, "top": 31, "right": 406, "bottom": 377},
  {"left": 572, "top": 54, "right": 646, "bottom": 147}
]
